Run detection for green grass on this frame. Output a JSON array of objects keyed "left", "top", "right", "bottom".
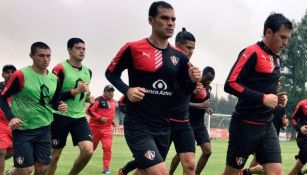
[{"left": 5, "top": 136, "right": 301, "bottom": 175}]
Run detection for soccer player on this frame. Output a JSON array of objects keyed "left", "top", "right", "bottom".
[
  {"left": 87, "top": 85, "right": 116, "bottom": 174},
  {"left": 288, "top": 99, "right": 307, "bottom": 175},
  {"left": 0, "top": 64, "right": 16, "bottom": 175},
  {"left": 222, "top": 13, "right": 292, "bottom": 175},
  {"left": 0, "top": 42, "right": 67, "bottom": 175},
  {"left": 105, "top": 1, "right": 201, "bottom": 175},
  {"left": 241, "top": 105, "right": 289, "bottom": 175},
  {"left": 48, "top": 38, "right": 94, "bottom": 175},
  {"left": 188, "top": 66, "right": 214, "bottom": 175},
  {"left": 168, "top": 27, "right": 197, "bottom": 175},
  {"left": 241, "top": 80, "right": 289, "bottom": 175}
]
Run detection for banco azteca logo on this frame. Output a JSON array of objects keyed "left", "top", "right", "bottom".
[
  {"left": 145, "top": 79, "right": 172, "bottom": 96},
  {"left": 152, "top": 79, "right": 167, "bottom": 90}
]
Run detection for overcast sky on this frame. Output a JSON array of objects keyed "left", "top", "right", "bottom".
[{"left": 0, "top": 0, "right": 306, "bottom": 99}]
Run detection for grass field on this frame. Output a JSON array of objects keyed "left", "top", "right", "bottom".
[{"left": 5, "top": 135, "right": 301, "bottom": 175}]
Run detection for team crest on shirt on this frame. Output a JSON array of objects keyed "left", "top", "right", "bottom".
[
  {"left": 16, "top": 156, "right": 24, "bottom": 165},
  {"left": 235, "top": 156, "right": 245, "bottom": 166},
  {"left": 52, "top": 139, "right": 60, "bottom": 146},
  {"left": 144, "top": 150, "right": 155, "bottom": 160},
  {"left": 170, "top": 56, "right": 179, "bottom": 66}
]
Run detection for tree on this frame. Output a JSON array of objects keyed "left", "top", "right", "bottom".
[
  {"left": 209, "top": 93, "right": 236, "bottom": 115},
  {"left": 280, "top": 11, "right": 307, "bottom": 139}
]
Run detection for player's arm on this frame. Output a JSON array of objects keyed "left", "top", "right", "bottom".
[
  {"left": 224, "top": 50, "right": 265, "bottom": 105},
  {"left": 276, "top": 106, "right": 288, "bottom": 128},
  {"left": 87, "top": 100, "right": 101, "bottom": 120},
  {"left": 50, "top": 78, "right": 67, "bottom": 112},
  {"left": 118, "top": 95, "right": 127, "bottom": 114},
  {"left": 177, "top": 57, "right": 199, "bottom": 94},
  {"left": 105, "top": 43, "right": 131, "bottom": 95},
  {"left": 0, "top": 71, "right": 24, "bottom": 120},
  {"left": 291, "top": 102, "right": 304, "bottom": 133},
  {"left": 189, "top": 100, "right": 210, "bottom": 109},
  {"left": 52, "top": 64, "right": 72, "bottom": 100},
  {"left": 85, "top": 70, "right": 94, "bottom": 103}
]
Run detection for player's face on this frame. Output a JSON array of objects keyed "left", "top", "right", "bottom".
[
  {"left": 68, "top": 42, "right": 85, "bottom": 61},
  {"left": 176, "top": 40, "right": 195, "bottom": 59},
  {"left": 150, "top": 7, "right": 176, "bottom": 39},
  {"left": 30, "top": 48, "right": 51, "bottom": 70},
  {"left": 267, "top": 26, "right": 292, "bottom": 54},
  {"left": 104, "top": 90, "right": 114, "bottom": 99},
  {"left": 2, "top": 69, "right": 15, "bottom": 82},
  {"left": 201, "top": 74, "right": 214, "bottom": 87}
]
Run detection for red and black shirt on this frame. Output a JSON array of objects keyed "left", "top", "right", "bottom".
[
  {"left": 291, "top": 99, "right": 307, "bottom": 139},
  {"left": 105, "top": 38, "right": 195, "bottom": 127},
  {"left": 0, "top": 81, "right": 10, "bottom": 125},
  {"left": 168, "top": 83, "right": 191, "bottom": 123},
  {"left": 189, "top": 85, "right": 211, "bottom": 127},
  {"left": 87, "top": 95, "right": 115, "bottom": 128},
  {"left": 224, "top": 41, "right": 281, "bottom": 124}
]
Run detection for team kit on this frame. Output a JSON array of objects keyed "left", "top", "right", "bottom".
[{"left": 1, "top": 1, "right": 306, "bottom": 175}]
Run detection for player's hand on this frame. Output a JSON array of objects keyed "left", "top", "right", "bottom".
[
  {"left": 199, "top": 101, "right": 210, "bottom": 109},
  {"left": 194, "top": 83, "right": 204, "bottom": 94},
  {"left": 100, "top": 117, "right": 108, "bottom": 123},
  {"left": 277, "top": 92, "right": 288, "bottom": 107},
  {"left": 58, "top": 101, "right": 67, "bottom": 112},
  {"left": 300, "top": 125, "right": 307, "bottom": 135},
  {"left": 76, "top": 81, "right": 89, "bottom": 93},
  {"left": 281, "top": 115, "right": 289, "bottom": 128},
  {"left": 87, "top": 95, "right": 95, "bottom": 104},
  {"left": 188, "top": 62, "right": 201, "bottom": 83},
  {"left": 263, "top": 94, "right": 278, "bottom": 109},
  {"left": 206, "top": 107, "right": 213, "bottom": 115},
  {"left": 9, "top": 118, "right": 23, "bottom": 130},
  {"left": 127, "top": 87, "right": 145, "bottom": 102}
]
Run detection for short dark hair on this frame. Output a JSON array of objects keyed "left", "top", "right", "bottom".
[
  {"left": 67, "top": 38, "right": 85, "bottom": 49},
  {"left": 31, "top": 42, "right": 50, "bottom": 55},
  {"left": 149, "top": 1, "right": 173, "bottom": 17},
  {"left": 202, "top": 66, "right": 215, "bottom": 76},
  {"left": 263, "top": 12, "right": 293, "bottom": 35},
  {"left": 175, "top": 27, "right": 195, "bottom": 44},
  {"left": 2, "top": 64, "right": 16, "bottom": 72}
]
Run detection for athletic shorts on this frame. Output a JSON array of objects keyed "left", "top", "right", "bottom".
[
  {"left": 226, "top": 118, "right": 281, "bottom": 169},
  {"left": 51, "top": 113, "right": 93, "bottom": 149},
  {"left": 169, "top": 121, "right": 195, "bottom": 154},
  {"left": 192, "top": 126, "right": 210, "bottom": 145},
  {"left": 296, "top": 138, "right": 307, "bottom": 164},
  {"left": 124, "top": 116, "right": 170, "bottom": 169},
  {"left": 12, "top": 126, "right": 51, "bottom": 168},
  {"left": 0, "top": 122, "right": 12, "bottom": 150}
]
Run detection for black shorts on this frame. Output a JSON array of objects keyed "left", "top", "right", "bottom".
[
  {"left": 296, "top": 139, "right": 307, "bottom": 164},
  {"left": 169, "top": 121, "right": 195, "bottom": 154},
  {"left": 226, "top": 118, "right": 281, "bottom": 169},
  {"left": 124, "top": 116, "right": 170, "bottom": 169},
  {"left": 51, "top": 113, "right": 92, "bottom": 148},
  {"left": 192, "top": 126, "right": 210, "bottom": 145},
  {"left": 12, "top": 126, "right": 51, "bottom": 168}
]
